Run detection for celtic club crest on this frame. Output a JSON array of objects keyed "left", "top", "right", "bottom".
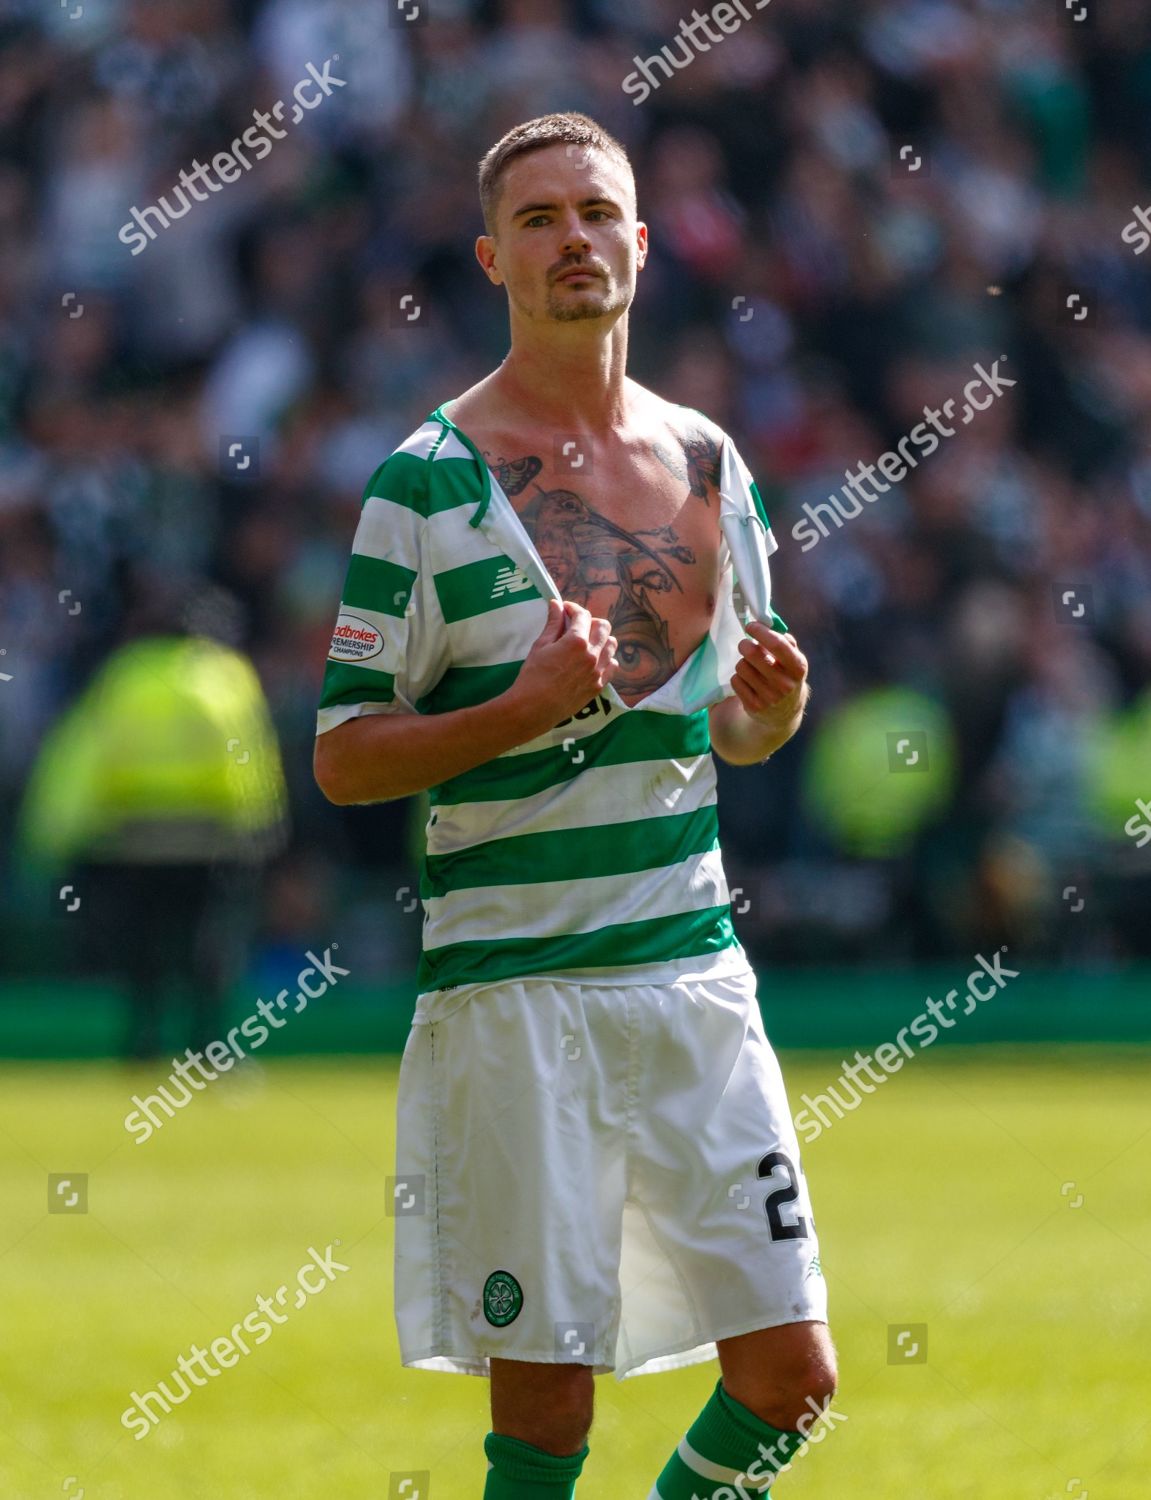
[{"left": 483, "top": 1270, "right": 524, "bottom": 1327}]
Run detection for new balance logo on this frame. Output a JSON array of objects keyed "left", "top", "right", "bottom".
[{"left": 491, "top": 564, "right": 533, "bottom": 599}]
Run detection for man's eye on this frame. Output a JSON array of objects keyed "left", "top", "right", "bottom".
[{"left": 524, "top": 211, "right": 610, "bottom": 226}]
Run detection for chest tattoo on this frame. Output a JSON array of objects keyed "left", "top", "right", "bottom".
[{"left": 480, "top": 446, "right": 703, "bottom": 697}]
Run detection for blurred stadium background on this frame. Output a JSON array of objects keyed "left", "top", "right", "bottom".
[{"left": 1, "top": 0, "right": 1149, "bottom": 1496}]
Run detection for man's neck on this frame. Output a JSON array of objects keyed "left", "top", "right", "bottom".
[{"left": 487, "top": 318, "right": 633, "bottom": 433}]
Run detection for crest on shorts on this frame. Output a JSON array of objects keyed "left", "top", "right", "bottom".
[{"left": 483, "top": 1270, "right": 523, "bottom": 1327}]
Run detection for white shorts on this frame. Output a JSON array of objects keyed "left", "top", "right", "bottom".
[{"left": 393, "top": 964, "right": 828, "bottom": 1380}]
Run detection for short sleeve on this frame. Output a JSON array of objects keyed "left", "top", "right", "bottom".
[{"left": 315, "top": 451, "right": 450, "bottom": 736}]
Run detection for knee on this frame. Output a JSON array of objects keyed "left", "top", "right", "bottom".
[
  {"left": 730, "top": 1354, "right": 838, "bottom": 1434},
  {"left": 492, "top": 1364, "right": 594, "bottom": 1456},
  {"left": 502, "top": 1392, "right": 593, "bottom": 1455},
  {"left": 789, "top": 1357, "right": 838, "bottom": 1428}
]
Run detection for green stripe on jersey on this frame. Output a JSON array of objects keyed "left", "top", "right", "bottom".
[
  {"left": 319, "top": 660, "right": 396, "bottom": 709},
  {"left": 748, "top": 476, "right": 772, "bottom": 533},
  {"left": 429, "top": 708, "right": 709, "bottom": 806},
  {"left": 360, "top": 447, "right": 482, "bottom": 516},
  {"left": 434, "top": 554, "right": 542, "bottom": 623},
  {"left": 342, "top": 554, "right": 416, "bottom": 617},
  {"left": 422, "top": 806, "right": 719, "bottom": 894},
  {"left": 416, "top": 661, "right": 522, "bottom": 715},
  {"left": 417, "top": 904, "right": 736, "bottom": 992}
]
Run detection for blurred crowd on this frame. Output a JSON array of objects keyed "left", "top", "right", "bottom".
[{"left": 2, "top": 0, "right": 1150, "bottom": 991}]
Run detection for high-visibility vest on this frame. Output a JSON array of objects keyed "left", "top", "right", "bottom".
[{"left": 16, "top": 635, "right": 289, "bottom": 868}]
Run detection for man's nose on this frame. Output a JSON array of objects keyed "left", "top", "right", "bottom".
[{"left": 558, "top": 214, "right": 592, "bottom": 253}]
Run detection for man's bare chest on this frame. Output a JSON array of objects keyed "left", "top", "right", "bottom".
[{"left": 467, "top": 431, "right": 724, "bottom": 701}]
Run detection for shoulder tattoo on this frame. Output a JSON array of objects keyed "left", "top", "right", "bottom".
[{"left": 651, "top": 426, "right": 722, "bottom": 503}]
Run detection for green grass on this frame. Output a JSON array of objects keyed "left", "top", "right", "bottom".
[{"left": 1, "top": 1048, "right": 1148, "bottom": 1498}]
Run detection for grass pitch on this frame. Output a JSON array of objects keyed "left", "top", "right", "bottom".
[{"left": 1, "top": 1048, "right": 1148, "bottom": 1498}]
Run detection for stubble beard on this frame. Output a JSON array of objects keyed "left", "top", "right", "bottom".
[{"left": 545, "top": 272, "right": 630, "bottom": 323}]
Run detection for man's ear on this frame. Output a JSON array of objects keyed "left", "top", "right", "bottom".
[{"left": 476, "top": 234, "right": 503, "bottom": 286}]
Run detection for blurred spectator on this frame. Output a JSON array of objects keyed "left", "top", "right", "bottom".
[{"left": 13, "top": 582, "right": 289, "bottom": 1056}]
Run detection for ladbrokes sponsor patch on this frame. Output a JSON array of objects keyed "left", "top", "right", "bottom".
[{"left": 328, "top": 613, "right": 384, "bottom": 662}]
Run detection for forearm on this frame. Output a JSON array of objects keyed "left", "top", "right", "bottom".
[
  {"left": 709, "top": 682, "right": 809, "bottom": 765},
  {"left": 314, "top": 687, "right": 544, "bottom": 804}
]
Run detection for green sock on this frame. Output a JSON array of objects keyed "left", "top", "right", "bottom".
[
  {"left": 649, "top": 1378, "right": 808, "bottom": 1499},
  {"left": 483, "top": 1432, "right": 589, "bottom": 1498}
]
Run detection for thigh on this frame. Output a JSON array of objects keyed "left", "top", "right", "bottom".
[
  {"left": 80, "top": 862, "right": 156, "bottom": 976},
  {"left": 191, "top": 861, "right": 258, "bottom": 985}
]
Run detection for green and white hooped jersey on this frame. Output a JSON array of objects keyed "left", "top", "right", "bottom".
[{"left": 316, "top": 404, "right": 786, "bottom": 995}]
